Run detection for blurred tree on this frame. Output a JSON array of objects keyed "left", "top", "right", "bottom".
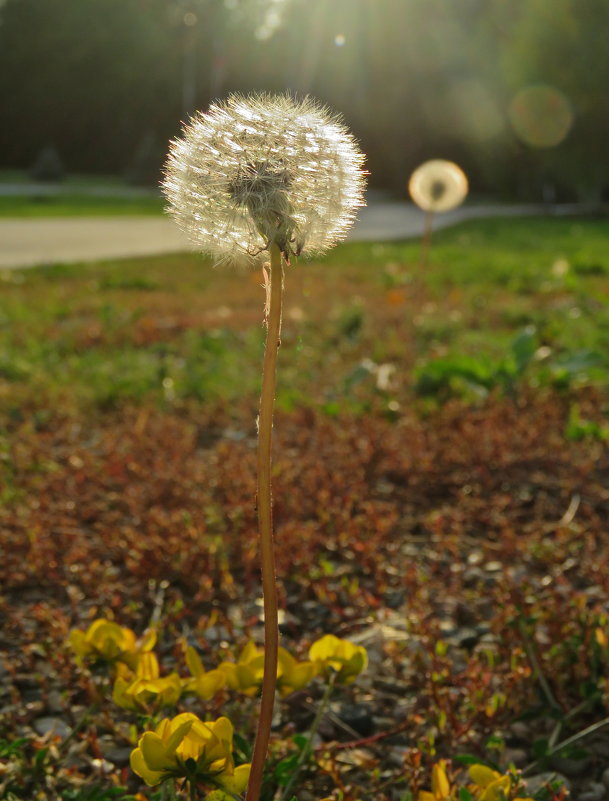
[
  {"left": 0, "top": 0, "right": 607, "bottom": 200},
  {"left": 499, "top": 0, "right": 609, "bottom": 203}
]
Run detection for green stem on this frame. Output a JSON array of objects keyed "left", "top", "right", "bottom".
[
  {"left": 518, "top": 618, "right": 561, "bottom": 712},
  {"left": 189, "top": 781, "right": 197, "bottom": 801},
  {"left": 246, "top": 242, "right": 284, "bottom": 801},
  {"left": 522, "top": 716, "right": 609, "bottom": 776},
  {"left": 280, "top": 672, "right": 337, "bottom": 801},
  {"left": 59, "top": 701, "right": 98, "bottom": 753}
]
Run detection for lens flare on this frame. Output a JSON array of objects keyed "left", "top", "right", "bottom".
[{"left": 509, "top": 85, "right": 573, "bottom": 148}]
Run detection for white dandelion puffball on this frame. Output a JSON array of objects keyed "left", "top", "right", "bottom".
[
  {"left": 163, "top": 93, "right": 367, "bottom": 266},
  {"left": 408, "top": 159, "right": 469, "bottom": 213}
]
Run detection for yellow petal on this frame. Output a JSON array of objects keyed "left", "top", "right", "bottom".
[
  {"left": 165, "top": 715, "right": 197, "bottom": 754},
  {"left": 278, "top": 647, "right": 297, "bottom": 672},
  {"left": 192, "top": 669, "right": 226, "bottom": 700},
  {"left": 136, "top": 652, "right": 160, "bottom": 679},
  {"left": 159, "top": 674, "right": 183, "bottom": 707},
  {"left": 219, "top": 763, "right": 251, "bottom": 794},
  {"left": 417, "top": 792, "right": 437, "bottom": 801},
  {"left": 186, "top": 645, "right": 205, "bottom": 678},
  {"left": 479, "top": 776, "right": 511, "bottom": 801},
  {"left": 112, "top": 676, "right": 137, "bottom": 710},
  {"left": 87, "top": 619, "right": 112, "bottom": 639},
  {"left": 309, "top": 634, "right": 340, "bottom": 662},
  {"left": 67, "top": 629, "right": 89, "bottom": 658},
  {"left": 139, "top": 732, "right": 173, "bottom": 771},
  {"left": 203, "top": 717, "right": 233, "bottom": 764},
  {"left": 235, "top": 664, "right": 260, "bottom": 693},
  {"left": 217, "top": 662, "right": 239, "bottom": 689},
  {"left": 279, "top": 661, "right": 315, "bottom": 696},
  {"left": 239, "top": 640, "right": 260, "bottom": 664},
  {"left": 431, "top": 761, "right": 451, "bottom": 799},
  {"left": 139, "top": 628, "right": 157, "bottom": 652},
  {"left": 130, "top": 747, "right": 166, "bottom": 786},
  {"left": 469, "top": 765, "right": 501, "bottom": 788},
  {"left": 120, "top": 626, "right": 138, "bottom": 653}
]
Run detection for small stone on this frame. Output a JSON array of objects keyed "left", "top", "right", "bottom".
[
  {"left": 383, "top": 590, "right": 405, "bottom": 609},
  {"left": 334, "top": 702, "right": 375, "bottom": 737},
  {"left": 46, "top": 689, "right": 64, "bottom": 714},
  {"left": 438, "top": 619, "right": 458, "bottom": 637},
  {"left": 590, "top": 738, "right": 609, "bottom": 759},
  {"left": 446, "top": 627, "right": 480, "bottom": 650},
  {"left": 457, "top": 627, "right": 481, "bottom": 649},
  {"left": 104, "top": 747, "right": 132, "bottom": 766},
  {"left": 580, "top": 783, "right": 607, "bottom": 801},
  {"left": 387, "top": 746, "right": 409, "bottom": 767},
  {"left": 33, "top": 716, "right": 72, "bottom": 740},
  {"left": 501, "top": 748, "right": 528, "bottom": 768},
  {"left": 523, "top": 772, "right": 571, "bottom": 796},
  {"left": 550, "top": 752, "right": 593, "bottom": 777},
  {"left": 508, "top": 721, "right": 531, "bottom": 742}
]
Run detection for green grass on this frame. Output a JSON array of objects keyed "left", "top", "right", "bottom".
[
  {"left": 0, "top": 193, "right": 165, "bottom": 217},
  {"left": 0, "top": 216, "right": 608, "bottom": 412},
  {"left": 0, "top": 170, "right": 165, "bottom": 216}
]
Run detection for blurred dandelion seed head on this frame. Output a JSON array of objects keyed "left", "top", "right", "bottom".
[
  {"left": 163, "top": 93, "right": 367, "bottom": 266},
  {"left": 408, "top": 159, "right": 469, "bottom": 213}
]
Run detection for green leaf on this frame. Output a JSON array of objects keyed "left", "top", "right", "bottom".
[
  {"left": 532, "top": 737, "right": 550, "bottom": 759},
  {"left": 292, "top": 734, "right": 308, "bottom": 751},
  {"left": 511, "top": 326, "right": 537, "bottom": 374},
  {"left": 233, "top": 732, "right": 252, "bottom": 760}
]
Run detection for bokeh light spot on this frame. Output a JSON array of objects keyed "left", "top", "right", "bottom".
[
  {"left": 334, "top": 34, "right": 346, "bottom": 46},
  {"left": 509, "top": 85, "right": 573, "bottom": 148},
  {"left": 408, "top": 160, "right": 469, "bottom": 213},
  {"left": 183, "top": 11, "right": 197, "bottom": 26}
]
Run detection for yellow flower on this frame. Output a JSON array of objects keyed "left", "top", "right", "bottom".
[
  {"left": 308, "top": 635, "right": 368, "bottom": 684},
  {"left": 130, "top": 713, "right": 250, "bottom": 792},
  {"left": 468, "top": 765, "right": 533, "bottom": 801},
  {"left": 182, "top": 646, "right": 227, "bottom": 700},
  {"left": 217, "top": 641, "right": 265, "bottom": 695},
  {"left": 468, "top": 765, "right": 510, "bottom": 801},
  {"left": 68, "top": 618, "right": 156, "bottom": 668},
  {"left": 418, "top": 760, "right": 453, "bottom": 801},
  {"left": 277, "top": 647, "right": 315, "bottom": 697},
  {"left": 113, "top": 652, "right": 182, "bottom": 712},
  {"left": 217, "top": 641, "right": 315, "bottom": 697}
]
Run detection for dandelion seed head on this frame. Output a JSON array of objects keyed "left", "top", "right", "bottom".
[
  {"left": 163, "top": 93, "right": 367, "bottom": 267},
  {"left": 408, "top": 159, "right": 468, "bottom": 213}
]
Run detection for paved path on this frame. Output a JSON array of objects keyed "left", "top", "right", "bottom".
[{"left": 0, "top": 199, "right": 579, "bottom": 269}]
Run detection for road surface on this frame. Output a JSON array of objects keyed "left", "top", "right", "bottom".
[{"left": 0, "top": 197, "right": 577, "bottom": 270}]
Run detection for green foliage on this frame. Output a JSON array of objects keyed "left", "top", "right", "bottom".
[
  {"left": 415, "top": 326, "right": 605, "bottom": 400},
  {"left": 566, "top": 404, "right": 609, "bottom": 441},
  {"left": 272, "top": 735, "right": 309, "bottom": 788},
  {"left": 1, "top": 218, "right": 608, "bottom": 413},
  {"left": 0, "top": 193, "right": 164, "bottom": 217},
  {"left": 61, "top": 787, "right": 137, "bottom": 801}
]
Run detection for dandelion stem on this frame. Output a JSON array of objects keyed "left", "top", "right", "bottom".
[
  {"left": 419, "top": 210, "right": 434, "bottom": 269},
  {"left": 247, "top": 241, "right": 284, "bottom": 801}
]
